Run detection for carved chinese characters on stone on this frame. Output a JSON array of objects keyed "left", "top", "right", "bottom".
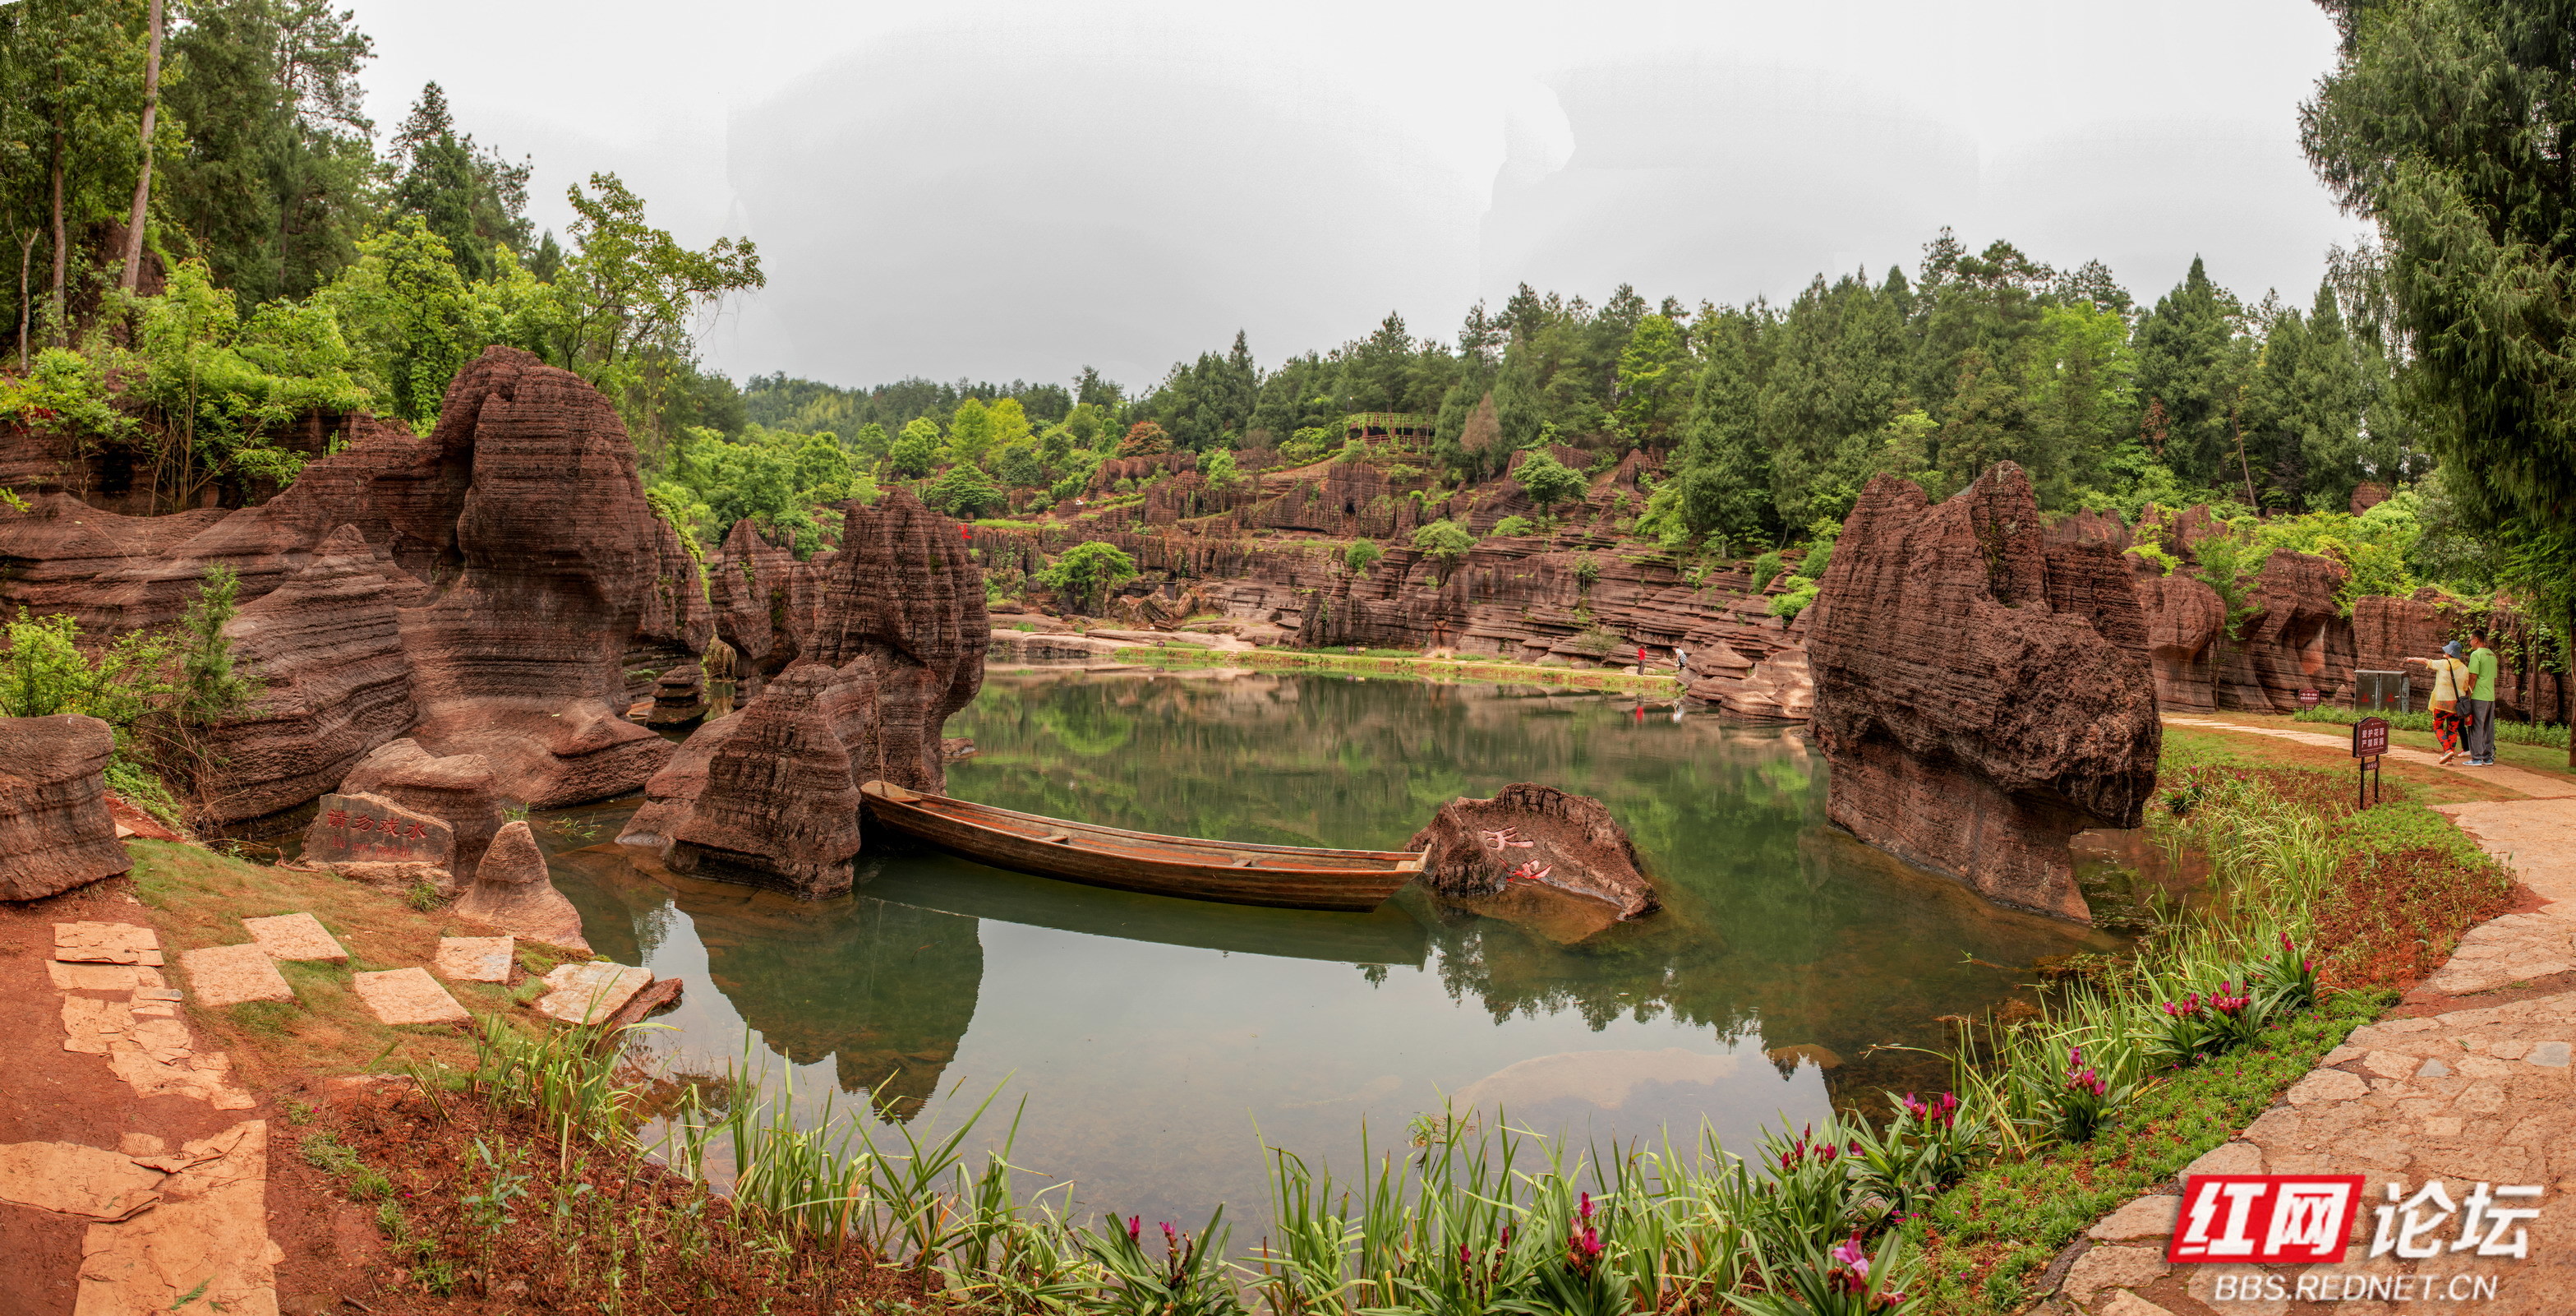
[{"left": 297, "top": 792, "right": 454, "bottom": 870}]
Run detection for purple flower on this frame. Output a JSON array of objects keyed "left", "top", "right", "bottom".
[
  {"left": 1578, "top": 1190, "right": 1593, "bottom": 1222},
  {"left": 1126, "top": 1215, "right": 1141, "bottom": 1244}
]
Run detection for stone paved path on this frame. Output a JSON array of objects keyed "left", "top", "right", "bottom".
[
  {"left": 0, "top": 917, "right": 283, "bottom": 1314},
  {"left": 2162, "top": 715, "right": 2576, "bottom": 800},
  {"left": 2047, "top": 725, "right": 2576, "bottom": 1315}
]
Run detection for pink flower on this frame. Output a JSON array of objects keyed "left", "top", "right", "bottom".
[
  {"left": 1126, "top": 1215, "right": 1141, "bottom": 1244},
  {"left": 1578, "top": 1191, "right": 1593, "bottom": 1222},
  {"left": 1831, "top": 1232, "right": 1869, "bottom": 1272}
]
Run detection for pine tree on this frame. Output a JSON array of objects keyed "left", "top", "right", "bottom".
[{"left": 2132, "top": 257, "right": 2250, "bottom": 492}]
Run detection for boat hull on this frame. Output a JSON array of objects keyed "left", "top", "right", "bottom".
[{"left": 859, "top": 782, "right": 1417, "bottom": 912}]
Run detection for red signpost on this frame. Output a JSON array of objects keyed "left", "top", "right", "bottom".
[
  {"left": 2353, "top": 716, "right": 2388, "bottom": 808},
  {"left": 2299, "top": 689, "right": 2320, "bottom": 709}
]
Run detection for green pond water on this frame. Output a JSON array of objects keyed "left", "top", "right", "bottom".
[{"left": 538, "top": 667, "right": 2116, "bottom": 1226}]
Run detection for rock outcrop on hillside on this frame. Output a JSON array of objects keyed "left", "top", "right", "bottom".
[
  {"left": 0, "top": 715, "right": 132, "bottom": 899},
  {"left": 1806, "top": 464, "right": 2161, "bottom": 922},
  {"left": 0, "top": 348, "right": 716, "bottom": 830},
  {"left": 650, "top": 491, "right": 989, "bottom": 898},
  {"left": 1409, "top": 783, "right": 1658, "bottom": 924}
]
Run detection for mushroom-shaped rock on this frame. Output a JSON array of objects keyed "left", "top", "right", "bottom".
[
  {"left": 1409, "top": 783, "right": 1657, "bottom": 923},
  {"left": 450, "top": 820, "right": 590, "bottom": 954},
  {"left": 0, "top": 715, "right": 131, "bottom": 899}
]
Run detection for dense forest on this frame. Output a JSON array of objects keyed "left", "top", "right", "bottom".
[{"left": 0, "top": 0, "right": 2555, "bottom": 624}]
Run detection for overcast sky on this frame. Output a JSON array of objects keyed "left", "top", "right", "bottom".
[{"left": 347, "top": 0, "right": 2359, "bottom": 395}]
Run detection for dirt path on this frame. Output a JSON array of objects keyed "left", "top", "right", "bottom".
[
  {"left": 2045, "top": 724, "right": 2576, "bottom": 1315},
  {"left": 0, "top": 880, "right": 380, "bottom": 1316}
]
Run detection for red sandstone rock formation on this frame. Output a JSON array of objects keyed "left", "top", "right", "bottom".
[
  {"left": 616, "top": 712, "right": 736, "bottom": 855},
  {"left": 1806, "top": 464, "right": 2160, "bottom": 922},
  {"left": 338, "top": 739, "right": 505, "bottom": 875},
  {"left": 298, "top": 790, "right": 454, "bottom": 873},
  {"left": 194, "top": 526, "right": 423, "bottom": 824},
  {"left": 666, "top": 663, "right": 872, "bottom": 898},
  {"left": 452, "top": 819, "right": 589, "bottom": 953},
  {"left": 1409, "top": 782, "right": 1657, "bottom": 923},
  {"left": 0, "top": 348, "right": 715, "bottom": 828},
  {"left": 0, "top": 715, "right": 132, "bottom": 898},
  {"left": 656, "top": 491, "right": 988, "bottom": 897}
]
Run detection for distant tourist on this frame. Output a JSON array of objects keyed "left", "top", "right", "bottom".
[
  {"left": 2463, "top": 629, "right": 2500, "bottom": 766},
  {"left": 1675, "top": 644, "right": 1691, "bottom": 681},
  {"left": 2405, "top": 641, "right": 2475, "bottom": 766}
]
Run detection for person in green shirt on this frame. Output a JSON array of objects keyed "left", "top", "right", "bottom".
[{"left": 2463, "top": 629, "right": 2500, "bottom": 765}]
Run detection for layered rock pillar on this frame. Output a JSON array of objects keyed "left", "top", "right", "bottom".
[
  {"left": 1805, "top": 464, "right": 2159, "bottom": 921},
  {"left": 652, "top": 491, "right": 989, "bottom": 898}
]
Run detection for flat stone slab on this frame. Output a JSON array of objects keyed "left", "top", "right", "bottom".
[
  {"left": 240, "top": 912, "right": 348, "bottom": 963},
  {"left": 350, "top": 967, "right": 470, "bottom": 1026},
  {"left": 0, "top": 1140, "right": 164, "bottom": 1221},
  {"left": 76, "top": 1121, "right": 279, "bottom": 1315},
  {"left": 431, "top": 935, "right": 514, "bottom": 983},
  {"left": 48, "top": 961, "right": 142, "bottom": 991},
  {"left": 532, "top": 962, "right": 651, "bottom": 1025},
  {"left": 178, "top": 943, "right": 294, "bottom": 1008},
  {"left": 54, "top": 921, "right": 164, "bottom": 966}
]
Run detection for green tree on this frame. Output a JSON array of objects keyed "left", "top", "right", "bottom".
[
  {"left": 1343, "top": 538, "right": 1383, "bottom": 577},
  {"left": 1410, "top": 519, "right": 1473, "bottom": 581},
  {"left": 551, "top": 171, "right": 763, "bottom": 448},
  {"left": 1513, "top": 450, "right": 1586, "bottom": 517},
  {"left": 159, "top": 0, "right": 378, "bottom": 307},
  {"left": 888, "top": 418, "right": 939, "bottom": 478},
  {"left": 1613, "top": 312, "right": 1687, "bottom": 443},
  {"left": 923, "top": 462, "right": 1005, "bottom": 518},
  {"left": 314, "top": 215, "right": 475, "bottom": 425},
  {"left": 387, "top": 81, "right": 531, "bottom": 284},
  {"left": 2304, "top": 0, "right": 2576, "bottom": 758},
  {"left": 946, "top": 397, "right": 997, "bottom": 467},
  {"left": 2132, "top": 256, "right": 2251, "bottom": 492},
  {"left": 1039, "top": 540, "right": 1136, "bottom": 613}
]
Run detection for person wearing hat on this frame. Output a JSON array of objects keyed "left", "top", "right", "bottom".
[{"left": 2403, "top": 640, "right": 2476, "bottom": 765}]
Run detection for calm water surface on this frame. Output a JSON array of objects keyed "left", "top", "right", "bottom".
[{"left": 539, "top": 668, "right": 2113, "bottom": 1226}]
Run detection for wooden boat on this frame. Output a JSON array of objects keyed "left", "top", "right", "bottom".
[{"left": 859, "top": 781, "right": 1421, "bottom": 912}]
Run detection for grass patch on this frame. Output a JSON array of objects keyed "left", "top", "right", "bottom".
[
  {"left": 127, "top": 839, "right": 516, "bottom": 1084},
  {"left": 1910, "top": 990, "right": 2389, "bottom": 1313}
]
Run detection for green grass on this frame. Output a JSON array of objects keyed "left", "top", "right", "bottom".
[{"left": 1910, "top": 990, "right": 2389, "bottom": 1313}]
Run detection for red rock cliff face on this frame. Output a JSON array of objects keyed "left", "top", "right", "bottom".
[
  {"left": 658, "top": 491, "right": 988, "bottom": 897},
  {"left": 1805, "top": 464, "right": 2160, "bottom": 922},
  {"left": 0, "top": 347, "right": 714, "bottom": 827}
]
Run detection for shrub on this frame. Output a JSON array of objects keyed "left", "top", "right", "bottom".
[
  {"left": 1768, "top": 576, "right": 1819, "bottom": 619},
  {"left": 1343, "top": 539, "right": 1383, "bottom": 576},
  {"left": 1490, "top": 515, "right": 1537, "bottom": 538},
  {"left": 1037, "top": 541, "right": 1137, "bottom": 614},
  {"left": 1751, "top": 550, "right": 1786, "bottom": 592},
  {"left": 1514, "top": 450, "right": 1586, "bottom": 515},
  {"left": 1410, "top": 519, "right": 1473, "bottom": 580}
]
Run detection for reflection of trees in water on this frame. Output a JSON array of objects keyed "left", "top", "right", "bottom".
[{"left": 956, "top": 672, "right": 2105, "bottom": 1111}]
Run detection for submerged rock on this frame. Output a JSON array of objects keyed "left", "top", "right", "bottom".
[
  {"left": 450, "top": 820, "right": 590, "bottom": 954},
  {"left": 0, "top": 715, "right": 131, "bottom": 899},
  {"left": 1409, "top": 782, "right": 1657, "bottom": 922},
  {"left": 1805, "top": 464, "right": 2159, "bottom": 922}
]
